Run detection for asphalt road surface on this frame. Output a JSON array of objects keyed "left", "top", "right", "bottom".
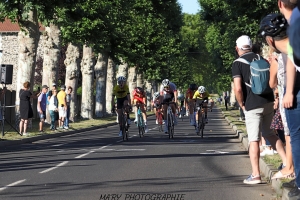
[{"left": 0, "top": 107, "right": 278, "bottom": 200}]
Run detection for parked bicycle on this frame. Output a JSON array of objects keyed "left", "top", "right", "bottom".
[
  {"left": 162, "top": 102, "right": 175, "bottom": 139},
  {"left": 135, "top": 104, "right": 145, "bottom": 138}
]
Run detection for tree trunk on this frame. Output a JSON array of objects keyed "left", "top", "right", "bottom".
[
  {"left": 80, "top": 45, "right": 95, "bottom": 119},
  {"left": 16, "top": 9, "right": 39, "bottom": 115},
  {"left": 42, "top": 23, "right": 61, "bottom": 123},
  {"left": 128, "top": 66, "right": 137, "bottom": 98},
  {"left": 116, "top": 59, "right": 128, "bottom": 79},
  {"left": 64, "top": 43, "right": 80, "bottom": 122},
  {"left": 136, "top": 67, "right": 144, "bottom": 88},
  {"left": 105, "top": 57, "right": 116, "bottom": 114},
  {"left": 94, "top": 52, "right": 108, "bottom": 118},
  {"left": 145, "top": 80, "right": 152, "bottom": 111},
  {"left": 42, "top": 23, "right": 61, "bottom": 86}
]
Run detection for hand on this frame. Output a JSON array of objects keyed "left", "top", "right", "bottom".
[
  {"left": 283, "top": 93, "right": 294, "bottom": 108},
  {"left": 273, "top": 98, "right": 279, "bottom": 110}
]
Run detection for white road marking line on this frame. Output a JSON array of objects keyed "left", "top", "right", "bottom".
[
  {"left": 39, "top": 161, "right": 69, "bottom": 174},
  {"left": 75, "top": 151, "right": 95, "bottom": 158},
  {"left": 116, "top": 149, "right": 145, "bottom": 151},
  {"left": 52, "top": 144, "right": 65, "bottom": 147},
  {"left": 0, "top": 179, "right": 26, "bottom": 192},
  {"left": 98, "top": 144, "right": 111, "bottom": 150}
]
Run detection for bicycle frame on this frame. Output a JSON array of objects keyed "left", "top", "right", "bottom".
[
  {"left": 135, "top": 104, "right": 145, "bottom": 138},
  {"left": 156, "top": 108, "right": 163, "bottom": 132},
  {"left": 162, "top": 102, "right": 175, "bottom": 139},
  {"left": 120, "top": 106, "right": 129, "bottom": 141},
  {"left": 195, "top": 102, "right": 206, "bottom": 138}
]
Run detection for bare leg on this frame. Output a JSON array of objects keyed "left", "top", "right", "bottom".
[{"left": 249, "top": 141, "right": 260, "bottom": 176}]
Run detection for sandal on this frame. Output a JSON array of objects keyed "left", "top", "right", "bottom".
[{"left": 271, "top": 171, "right": 294, "bottom": 180}]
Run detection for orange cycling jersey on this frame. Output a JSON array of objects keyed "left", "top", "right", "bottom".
[{"left": 132, "top": 89, "right": 145, "bottom": 103}]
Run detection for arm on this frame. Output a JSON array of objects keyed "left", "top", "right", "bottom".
[
  {"left": 269, "top": 55, "right": 278, "bottom": 89},
  {"left": 233, "top": 77, "right": 245, "bottom": 110},
  {"left": 283, "top": 57, "right": 296, "bottom": 108},
  {"left": 173, "top": 90, "right": 178, "bottom": 103},
  {"left": 127, "top": 93, "right": 131, "bottom": 106}
]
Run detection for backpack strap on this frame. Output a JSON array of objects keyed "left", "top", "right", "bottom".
[{"left": 233, "top": 58, "right": 251, "bottom": 88}]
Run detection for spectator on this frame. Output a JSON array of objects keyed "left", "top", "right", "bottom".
[
  {"left": 37, "top": 85, "right": 49, "bottom": 132},
  {"left": 19, "top": 82, "right": 38, "bottom": 136},
  {"left": 47, "top": 83, "right": 57, "bottom": 104},
  {"left": 232, "top": 35, "right": 286, "bottom": 184},
  {"left": 64, "top": 86, "right": 73, "bottom": 129},
  {"left": 48, "top": 89, "right": 59, "bottom": 131},
  {"left": 282, "top": 3, "right": 300, "bottom": 198},
  {"left": 57, "top": 85, "right": 67, "bottom": 129},
  {"left": 224, "top": 94, "right": 229, "bottom": 110}
]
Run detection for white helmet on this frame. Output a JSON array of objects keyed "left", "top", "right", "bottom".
[
  {"left": 117, "top": 76, "right": 126, "bottom": 83},
  {"left": 154, "top": 92, "right": 160, "bottom": 99},
  {"left": 162, "top": 79, "right": 170, "bottom": 87},
  {"left": 198, "top": 86, "right": 206, "bottom": 93}
]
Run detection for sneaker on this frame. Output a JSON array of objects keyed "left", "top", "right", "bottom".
[
  {"left": 162, "top": 121, "right": 165, "bottom": 125},
  {"left": 134, "top": 119, "right": 137, "bottom": 124},
  {"left": 243, "top": 174, "right": 262, "bottom": 184},
  {"left": 260, "top": 148, "right": 274, "bottom": 156},
  {"left": 205, "top": 118, "right": 208, "bottom": 124},
  {"left": 119, "top": 131, "right": 123, "bottom": 137},
  {"left": 288, "top": 187, "right": 300, "bottom": 198},
  {"left": 127, "top": 119, "right": 131, "bottom": 125},
  {"left": 116, "top": 117, "right": 118, "bottom": 123},
  {"left": 144, "top": 125, "right": 149, "bottom": 133},
  {"left": 156, "top": 119, "right": 158, "bottom": 124},
  {"left": 179, "top": 114, "right": 182, "bottom": 118},
  {"left": 39, "top": 130, "right": 44, "bottom": 133},
  {"left": 23, "top": 132, "right": 29, "bottom": 136},
  {"left": 64, "top": 126, "right": 69, "bottom": 130},
  {"left": 278, "top": 163, "right": 286, "bottom": 171},
  {"left": 186, "top": 112, "right": 189, "bottom": 116},
  {"left": 282, "top": 179, "right": 296, "bottom": 188}
]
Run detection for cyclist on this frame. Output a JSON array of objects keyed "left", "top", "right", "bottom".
[
  {"left": 111, "top": 76, "right": 132, "bottom": 137},
  {"left": 185, "top": 83, "right": 198, "bottom": 125},
  {"left": 193, "top": 86, "right": 210, "bottom": 124},
  {"left": 152, "top": 92, "right": 164, "bottom": 124},
  {"left": 160, "top": 79, "right": 178, "bottom": 133},
  {"left": 132, "top": 86, "right": 149, "bottom": 133},
  {"left": 209, "top": 98, "right": 215, "bottom": 112}
]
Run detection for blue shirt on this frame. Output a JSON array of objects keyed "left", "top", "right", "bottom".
[{"left": 38, "top": 93, "right": 47, "bottom": 111}]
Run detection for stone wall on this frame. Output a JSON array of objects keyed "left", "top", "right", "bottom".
[{"left": 0, "top": 32, "right": 44, "bottom": 91}]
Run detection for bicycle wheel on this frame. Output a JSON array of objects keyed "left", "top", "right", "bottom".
[
  {"left": 157, "top": 111, "right": 163, "bottom": 132},
  {"left": 200, "top": 113, "right": 205, "bottom": 138},
  {"left": 170, "top": 114, "right": 174, "bottom": 139},
  {"left": 168, "top": 113, "right": 172, "bottom": 139},
  {"left": 123, "top": 114, "right": 128, "bottom": 141},
  {"left": 138, "top": 114, "right": 143, "bottom": 138}
]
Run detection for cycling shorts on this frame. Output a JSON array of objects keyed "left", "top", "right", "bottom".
[
  {"left": 117, "top": 96, "right": 128, "bottom": 109},
  {"left": 162, "top": 93, "right": 174, "bottom": 104},
  {"left": 133, "top": 96, "right": 144, "bottom": 104}
]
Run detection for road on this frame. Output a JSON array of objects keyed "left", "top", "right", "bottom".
[{"left": 0, "top": 107, "right": 278, "bottom": 200}]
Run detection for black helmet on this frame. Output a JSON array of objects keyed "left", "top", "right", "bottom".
[
  {"left": 189, "top": 83, "right": 197, "bottom": 90},
  {"left": 258, "top": 13, "right": 288, "bottom": 38},
  {"left": 136, "top": 87, "right": 144, "bottom": 94}
]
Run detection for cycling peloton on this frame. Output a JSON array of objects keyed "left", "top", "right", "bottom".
[
  {"left": 111, "top": 76, "right": 132, "bottom": 137},
  {"left": 185, "top": 83, "right": 198, "bottom": 125},
  {"left": 132, "top": 86, "right": 149, "bottom": 133},
  {"left": 152, "top": 92, "right": 164, "bottom": 124},
  {"left": 160, "top": 79, "right": 178, "bottom": 133},
  {"left": 193, "top": 86, "right": 210, "bottom": 125}
]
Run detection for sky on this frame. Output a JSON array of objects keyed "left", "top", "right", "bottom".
[{"left": 177, "top": 0, "right": 201, "bottom": 14}]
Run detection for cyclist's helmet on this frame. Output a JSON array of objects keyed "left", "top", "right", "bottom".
[
  {"left": 258, "top": 13, "right": 288, "bottom": 38},
  {"left": 117, "top": 76, "right": 126, "bottom": 85},
  {"left": 189, "top": 83, "right": 197, "bottom": 91},
  {"left": 162, "top": 79, "right": 170, "bottom": 87},
  {"left": 154, "top": 92, "right": 160, "bottom": 99},
  {"left": 198, "top": 86, "right": 206, "bottom": 93},
  {"left": 136, "top": 87, "right": 144, "bottom": 94}
]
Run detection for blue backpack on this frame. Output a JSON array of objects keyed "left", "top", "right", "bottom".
[{"left": 234, "top": 54, "right": 273, "bottom": 95}]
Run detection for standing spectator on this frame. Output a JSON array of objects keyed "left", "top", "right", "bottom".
[
  {"left": 37, "top": 85, "right": 49, "bottom": 132},
  {"left": 224, "top": 94, "right": 229, "bottom": 110},
  {"left": 19, "top": 82, "right": 37, "bottom": 136},
  {"left": 47, "top": 83, "right": 57, "bottom": 104},
  {"left": 282, "top": 3, "right": 300, "bottom": 198},
  {"left": 48, "top": 89, "right": 59, "bottom": 131},
  {"left": 57, "top": 85, "right": 67, "bottom": 129},
  {"left": 232, "top": 35, "right": 286, "bottom": 184},
  {"left": 64, "top": 86, "right": 73, "bottom": 129}
]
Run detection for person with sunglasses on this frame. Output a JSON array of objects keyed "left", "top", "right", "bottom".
[
  {"left": 193, "top": 86, "right": 210, "bottom": 124},
  {"left": 111, "top": 76, "right": 132, "bottom": 137},
  {"left": 160, "top": 79, "right": 178, "bottom": 133},
  {"left": 185, "top": 83, "right": 198, "bottom": 125}
]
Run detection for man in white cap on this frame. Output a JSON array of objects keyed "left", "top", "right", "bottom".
[{"left": 232, "top": 35, "right": 281, "bottom": 184}]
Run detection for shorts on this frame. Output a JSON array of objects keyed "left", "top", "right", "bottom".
[
  {"left": 244, "top": 102, "right": 275, "bottom": 142},
  {"left": 39, "top": 111, "right": 46, "bottom": 121},
  {"left": 59, "top": 107, "right": 67, "bottom": 118},
  {"left": 195, "top": 97, "right": 208, "bottom": 107},
  {"left": 162, "top": 93, "right": 174, "bottom": 104},
  {"left": 117, "top": 96, "right": 128, "bottom": 109}
]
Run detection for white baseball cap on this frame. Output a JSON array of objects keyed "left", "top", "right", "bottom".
[{"left": 236, "top": 35, "right": 252, "bottom": 50}]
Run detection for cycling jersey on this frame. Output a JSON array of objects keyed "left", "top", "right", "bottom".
[
  {"left": 186, "top": 88, "right": 196, "bottom": 100},
  {"left": 193, "top": 91, "right": 210, "bottom": 100},
  {"left": 113, "top": 84, "right": 130, "bottom": 98},
  {"left": 132, "top": 88, "right": 146, "bottom": 104},
  {"left": 160, "top": 82, "right": 177, "bottom": 94}
]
